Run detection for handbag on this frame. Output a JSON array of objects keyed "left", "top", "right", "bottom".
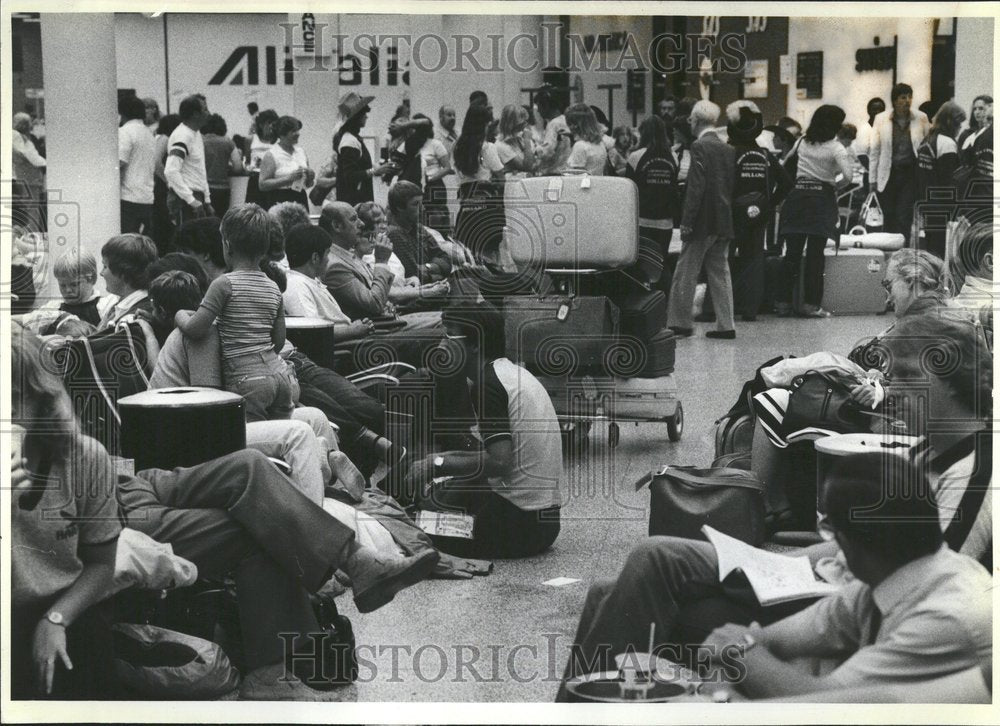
[
  {"left": 783, "top": 369, "right": 873, "bottom": 436},
  {"left": 860, "top": 191, "right": 884, "bottom": 230},
  {"left": 635, "top": 466, "right": 766, "bottom": 545}
]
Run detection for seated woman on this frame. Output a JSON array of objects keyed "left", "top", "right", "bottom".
[
  {"left": 11, "top": 322, "right": 120, "bottom": 699},
  {"left": 752, "top": 248, "right": 952, "bottom": 522}
]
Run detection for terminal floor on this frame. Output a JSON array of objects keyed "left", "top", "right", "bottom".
[{"left": 334, "top": 314, "right": 888, "bottom": 702}]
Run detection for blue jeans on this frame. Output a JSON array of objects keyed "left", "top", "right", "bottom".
[{"left": 223, "top": 350, "right": 295, "bottom": 423}]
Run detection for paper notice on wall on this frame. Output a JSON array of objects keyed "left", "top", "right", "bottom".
[{"left": 779, "top": 54, "right": 792, "bottom": 85}]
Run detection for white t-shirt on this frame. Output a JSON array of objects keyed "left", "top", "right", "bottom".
[
  {"left": 475, "top": 358, "right": 563, "bottom": 511},
  {"left": 568, "top": 139, "right": 609, "bottom": 176},
  {"left": 454, "top": 141, "right": 504, "bottom": 184},
  {"left": 119, "top": 119, "right": 156, "bottom": 204},
  {"left": 165, "top": 123, "right": 210, "bottom": 204},
  {"left": 268, "top": 144, "right": 309, "bottom": 192}
]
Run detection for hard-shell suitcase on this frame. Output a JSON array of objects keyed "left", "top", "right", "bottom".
[
  {"left": 615, "top": 288, "right": 668, "bottom": 338},
  {"left": 821, "top": 248, "right": 888, "bottom": 315},
  {"left": 504, "top": 295, "right": 620, "bottom": 376},
  {"left": 504, "top": 175, "right": 639, "bottom": 269},
  {"left": 637, "top": 329, "right": 676, "bottom": 377}
]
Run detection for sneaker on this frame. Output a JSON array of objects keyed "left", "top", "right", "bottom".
[
  {"left": 239, "top": 664, "right": 356, "bottom": 701},
  {"left": 799, "top": 305, "right": 832, "bottom": 318},
  {"left": 348, "top": 548, "right": 440, "bottom": 613}
]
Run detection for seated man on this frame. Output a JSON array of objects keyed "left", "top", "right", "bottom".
[
  {"left": 558, "top": 310, "right": 992, "bottom": 698},
  {"left": 699, "top": 452, "right": 991, "bottom": 700},
  {"left": 319, "top": 201, "right": 444, "bottom": 368},
  {"left": 405, "top": 302, "right": 563, "bottom": 559},
  {"left": 385, "top": 181, "right": 452, "bottom": 283}
]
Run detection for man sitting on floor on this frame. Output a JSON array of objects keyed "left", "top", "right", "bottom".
[{"left": 404, "top": 302, "right": 563, "bottom": 559}]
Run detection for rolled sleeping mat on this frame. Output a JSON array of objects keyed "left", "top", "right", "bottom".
[{"left": 118, "top": 387, "right": 246, "bottom": 472}]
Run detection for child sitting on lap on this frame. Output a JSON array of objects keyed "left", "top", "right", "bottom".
[{"left": 174, "top": 204, "right": 294, "bottom": 422}]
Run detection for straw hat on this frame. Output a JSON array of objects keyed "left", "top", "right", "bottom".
[{"left": 338, "top": 92, "right": 375, "bottom": 123}]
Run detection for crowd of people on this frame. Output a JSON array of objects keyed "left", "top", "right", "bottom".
[{"left": 9, "top": 79, "right": 995, "bottom": 703}]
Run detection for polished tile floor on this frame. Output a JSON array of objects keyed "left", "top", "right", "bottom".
[{"left": 338, "top": 314, "right": 889, "bottom": 702}]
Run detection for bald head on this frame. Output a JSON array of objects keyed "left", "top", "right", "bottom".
[{"left": 318, "top": 202, "right": 362, "bottom": 250}]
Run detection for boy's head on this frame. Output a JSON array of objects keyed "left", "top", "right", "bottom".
[
  {"left": 284, "top": 223, "right": 334, "bottom": 273},
  {"left": 220, "top": 204, "right": 272, "bottom": 262},
  {"left": 149, "top": 270, "right": 204, "bottom": 329},
  {"left": 53, "top": 249, "right": 99, "bottom": 304},
  {"left": 100, "top": 233, "right": 159, "bottom": 296}
]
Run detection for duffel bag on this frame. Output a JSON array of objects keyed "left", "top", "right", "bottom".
[
  {"left": 837, "top": 225, "right": 905, "bottom": 251},
  {"left": 635, "top": 466, "right": 766, "bottom": 546},
  {"left": 112, "top": 623, "right": 240, "bottom": 699}
]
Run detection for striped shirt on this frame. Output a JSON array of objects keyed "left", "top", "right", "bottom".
[{"left": 200, "top": 270, "right": 282, "bottom": 359}]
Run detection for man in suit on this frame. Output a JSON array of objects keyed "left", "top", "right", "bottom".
[
  {"left": 868, "top": 83, "right": 930, "bottom": 245},
  {"left": 667, "top": 100, "right": 737, "bottom": 339},
  {"left": 319, "top": 202, "right": 443, "bottom": 367}
]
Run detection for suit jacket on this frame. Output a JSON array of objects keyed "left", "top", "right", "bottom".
[
  {"left": 322, "top": 243, "right": 396, "bottom": 320},
  {"left": 681, "top": 130, "right": 736, "bottom": 239},
  {"left": 868, "top": 108, "right": 931, "bottom": 192}
]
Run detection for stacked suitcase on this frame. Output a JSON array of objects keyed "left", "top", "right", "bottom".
[{"left": 503, "top": 175, "right": 683, "bottom": 443}]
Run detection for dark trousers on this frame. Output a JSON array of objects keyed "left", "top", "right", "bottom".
[
  {"left": 287, "top": 350, "right": 386, "bottom": 439},
  {"left": 120, "top": 200, "right": 153, "bottom": 235},
  {"left": 555, "top": 536, "right": 812, "bottom": 701},
  {"left": 730, "top": 224, "right": 766, "bottom": 317},
  {"left": 120, "top": 449, "right": 355, "bottom": 670},
  {"left": 880, "top": 165, "right": 917, "bottom": 244},
  {"left": 425, "top": 480, "right": 561, "bottom": 559},
  {"left": 779, "top": 234, "right": 827, "bottom": 308},
  {"left": 11, "top": 603, "right": 117, "bottom": 699}
]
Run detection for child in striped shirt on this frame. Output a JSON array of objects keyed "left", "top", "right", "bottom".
[{"left": 174, "top": 204, "right": 294, "bottom": 422}]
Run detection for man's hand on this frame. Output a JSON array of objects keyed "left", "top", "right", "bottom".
[
  {"left": 680, "top": 225, "right": 693, "bottom": 243},
  {"left": 405, "top": 456, "right": 437, "bottom": 502},
  {"left": 32, "top": 619, "right": 72, "bottom": 695}
]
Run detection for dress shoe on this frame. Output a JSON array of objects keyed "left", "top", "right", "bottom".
[
  {"left": 705, "top": 329, "right": 736, "bottom": 339},
  {"left": 668, "top": 326, "right": 693, "bottom": 338},
  {"left": 347, "top": 547, "right": 440, "bottom": 613}
]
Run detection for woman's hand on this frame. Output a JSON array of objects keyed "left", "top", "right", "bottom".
[{"left": 32, "top": 619, "right": 72, "bottom": 695}]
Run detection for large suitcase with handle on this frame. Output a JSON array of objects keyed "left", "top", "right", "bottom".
[
  {"left": 504, "top": 175, "right": 639, "bottom": 269},
  {"left": 504, "top": 295, "right": 620, "bottom": 376},
  {"left": 822, "top": 248, "right": 888, "bottom": 315},
  {"left": 615, "top": 288, "right": 667, "bottom": 338}
]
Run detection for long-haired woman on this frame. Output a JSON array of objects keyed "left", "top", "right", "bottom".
[
  {"left": 776, "top": 104, "right": 854, "bottom": 318},
  {"left": 10, "top": 322, "right": 120, "bottom": 699},
  {"left": 452, "top": 104, "right": 506, "bottom": 264}
]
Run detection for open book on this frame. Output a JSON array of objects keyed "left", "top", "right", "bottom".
[{"left": 702, "top": 526, "right": 841, "bottom": 606}]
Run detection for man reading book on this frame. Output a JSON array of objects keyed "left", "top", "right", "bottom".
[
  {"left": 697, "top": 452, "right": 991, "bottom": 699},
  {"left": 557, "top": 310, "right": 992, "bottom": 700}
]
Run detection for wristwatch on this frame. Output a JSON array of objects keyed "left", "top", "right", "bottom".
[{"left": 44, "top": 611, "right": 65, "bottom": 627}]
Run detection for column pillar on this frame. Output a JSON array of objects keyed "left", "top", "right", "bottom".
[{"left": 40, "top": 13, "right": 120, "bottom": 300}]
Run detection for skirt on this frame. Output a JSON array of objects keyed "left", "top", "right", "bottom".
[{"left": 778, "top": 179, "right": 839, "bottom": 242}]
